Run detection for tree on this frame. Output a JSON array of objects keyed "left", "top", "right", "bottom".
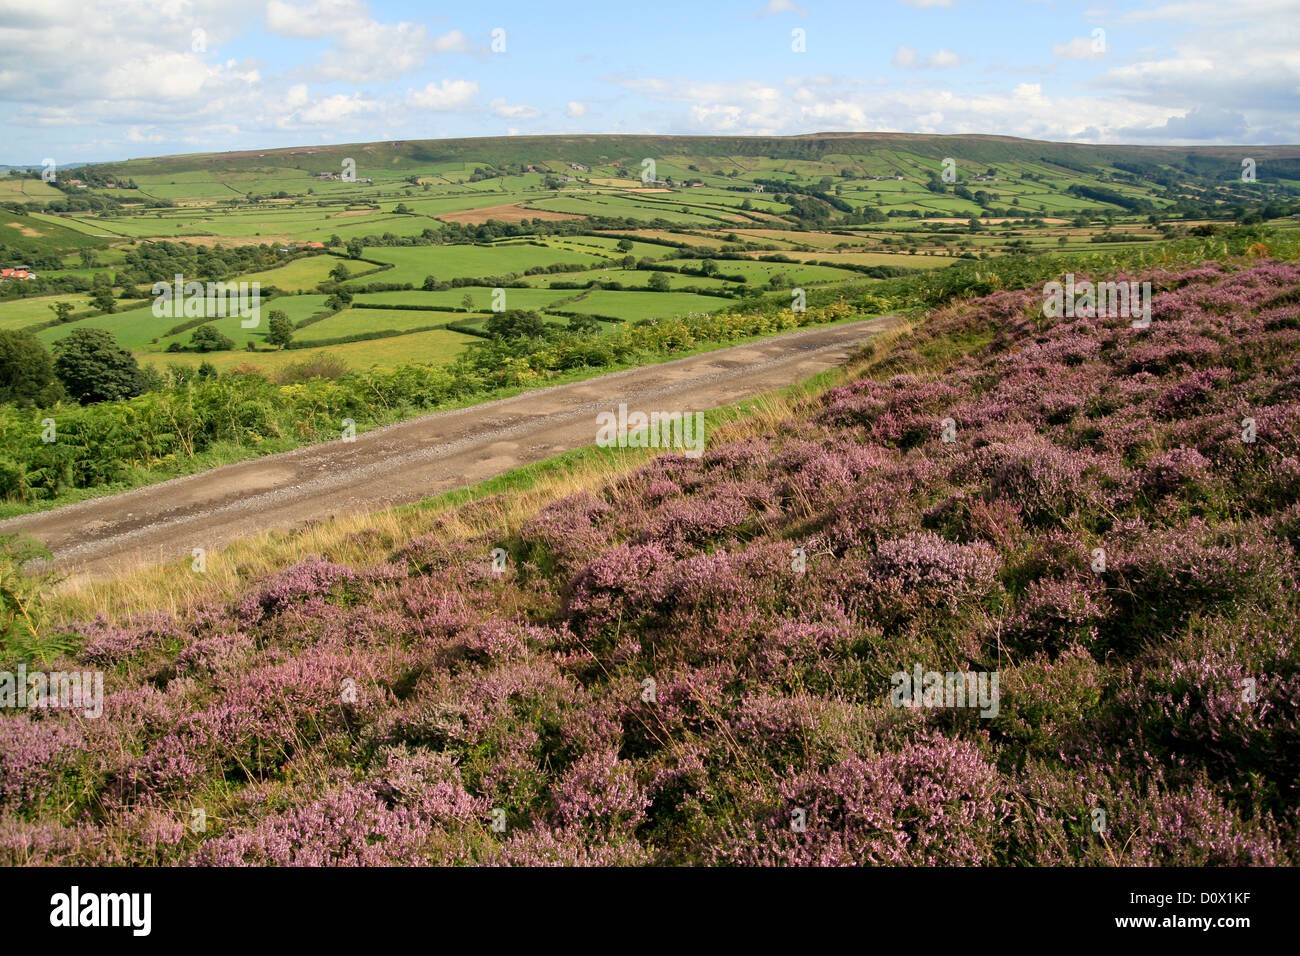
[
  {"left": 189, "top": 325, "right": 236, "bottom": 352},
  {"left": 647, "top": 271, "right": 671, "bottom": 291},
  {"left": 52, "top": 328, "right": 148, "bottom": 404},
  {"left": 329, "top": 263, "right": 350, "bottom": 283},
  {"left": 346, "top": 239, "right": 364, "bottom": 259},
  {"left": 48, "top": 301, "right": 74, "bottom": 324},
  {"left": 486, "top": 309, "right": 547, "bottom": 339},
  {"left": 422, "top": 274, "right": 438, "bottom": 291},
  {"left": 0, "top": 330, "right": 62, "bottom": 406},
  {"left": 616, "top": 239, "right": 633, "bottom": 253},
  {"left": 88, "top": 288, "right": 117, "bottom": 314},
  {"left": 267, "top": 310, "right": 294, "bottom": 349},
  {"left": 567, "top": 314, "right": 600, "bottom": 335},
  {"left": 461, "top": 293, "right": 475, "bottom": 311}
]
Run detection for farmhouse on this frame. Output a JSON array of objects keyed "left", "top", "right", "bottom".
[{"left": 0, "top": 266, "right": 35, "bottom": 281}]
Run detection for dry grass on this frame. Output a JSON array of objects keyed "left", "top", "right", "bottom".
[{"left": 46, "top": 320, "right": 916, "bottom": 626}]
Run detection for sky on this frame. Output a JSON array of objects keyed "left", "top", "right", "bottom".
[{"left": 0, "top": 0, "right": 1297, "bottom": 163}]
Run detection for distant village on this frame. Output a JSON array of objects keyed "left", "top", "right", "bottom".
[
  {"left": 314, "top": 172, "right": 374, "bottom": 183},
  {"left": 63, "top": 179, "right": 124, "bottom": 190},
  {"left": 0, "top": 264, "right": 35, "bottom": 282}
]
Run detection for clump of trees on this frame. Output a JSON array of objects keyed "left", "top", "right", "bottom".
[
  {"left": 0, "top": 330, "right": 63, "bottom": 406},
  {"left": 51, "top": 328, "right": 149, "bottom": 404}
]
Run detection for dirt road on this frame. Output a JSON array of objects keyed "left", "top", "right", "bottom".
[{"left": 0, "top": 317, "right": 899, "bottom": 577}]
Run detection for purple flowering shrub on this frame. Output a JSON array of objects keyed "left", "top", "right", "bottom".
[{"left": 5, "top": 258, "right": 1299, "bottom": 866}]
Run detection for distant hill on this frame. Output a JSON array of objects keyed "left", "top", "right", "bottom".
[
  {"left": 99, "top": 132, "right": 1300, "bottom": 176},
  {"left": 0, "top": 162, "right": 100, "bottom": 172}
]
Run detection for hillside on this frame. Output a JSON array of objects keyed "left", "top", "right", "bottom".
[{"left": 3, "top": 251, "right": 1296, "bottom": 865}]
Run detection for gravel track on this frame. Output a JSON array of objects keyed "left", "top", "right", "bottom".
[{"left": 0, "top": 316, "right": 901, "bottom": 579}]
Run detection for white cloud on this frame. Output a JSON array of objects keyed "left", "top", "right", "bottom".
[
  {"left": 432, "top": 30, "right": 474, "bottom": 53},
  {"left": 1053, "top": 35, "right": 1106, "bottom": 59},
  {"left": 927, "top": 49, "right": 963, "bottom": 68},
  {"left": 755, "top": 0, "right": 809, "bottom": 15},
  {"left": 893, "top": 45, "right": 918, "bottom": 67},
  {"left": 266, "top": 0, "right": 473, "bottom": 82},
  {"left": 490, "top": 98, "right": 542, "bottom": 119},
  {"left": 407, "top": 79, "right": 479, "bottom": 110},
  {"left": 902, "top": 0, "right": 954, "bottom": 7},
  {"left": 566, "top": 101, "right": 587, "bottom": 117},
  {"left": 297, "top": 92, "right": 378, "bottom": 125},
  {"left": 614, "top": 73, "right": 1187, "bottom": 143},
  {"left": 125, "top": 126, "right": 165, "bottom": 143},
  {"left": 894, "top": 45, "right": 963, "bottom": 68}
]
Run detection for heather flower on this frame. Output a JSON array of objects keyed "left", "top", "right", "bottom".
[
  {"left": 236, "top": 556, "right": 359, "bottom": 626},
  {"left": 1135, "top": 446, "right": 1213, "bottom": 500},
  {"left": 865, "top": 531, "right": 1002, "bottom": 613},
  {"left": 519, "top": 492, "right": 615, "bottom": 576},
  {"left": 0, "top": 716, "right": 83, "bottom": 811},
  {"left": 724, "top": 733, "right": 1005, "bottom": 866},
  {"left": 552, "top": 749, "right": 649, "bottom": 836},
  {"left": 76, "top": 611, "right": 183, "bottom": 667}
]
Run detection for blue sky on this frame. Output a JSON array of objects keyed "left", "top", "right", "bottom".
[{"left": 1, "top": 0, "right": 1297, "bottom": 162}]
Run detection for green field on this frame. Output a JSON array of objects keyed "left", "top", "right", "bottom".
[
  {"left": 553, "top": 290, "right": 722, "bottom": 320},
  {"left": 354, "top": 287, "right": 578, "bottom": 310},
  {"left": 239, "top": 255, "right": 350, "bottom": 290},
  {"left": 0, "top": 292, "right": 104, "bottom": 330},
  {"left": 351, "top": 242, "right": 608, "bottom": 286},
  {"left": 296, "top": 306, "right": 466, "bottom": 341},
  {"left": 138, "top": 326, "right": 477, "bottom": 374}
]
